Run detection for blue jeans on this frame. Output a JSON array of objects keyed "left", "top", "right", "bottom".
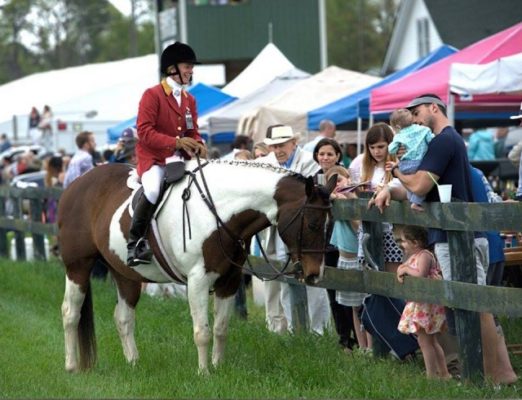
[{"left": 399, "top": 160, "right": 424, "bottom": 206}]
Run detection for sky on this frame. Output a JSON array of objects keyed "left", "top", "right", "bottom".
[{"left": 108, "top": 0, "right": 131, "bottom": 16}]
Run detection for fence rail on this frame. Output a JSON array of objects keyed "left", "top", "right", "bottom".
[
  {"left": 1, "top": 185, "right": 521, "bottom": 383},
  {"left": 249, "top": 197, "right": 522, "bottom": 384},
  {"left": 0, "top": 185, "right": 61, "bottom": 260}
]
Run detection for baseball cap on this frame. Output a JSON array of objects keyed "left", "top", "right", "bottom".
[
  {"left": 406, "top": 95, "right": 447, "bottom": 110},
  {"left": 120, "top": 127, "right": 137, "bottom": 142}
]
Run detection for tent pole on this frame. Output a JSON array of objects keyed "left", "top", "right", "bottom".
[
  {"left": 318, "top": 0, "right": 328, "bottom": 70},
  {"left": 357, "top": 117, "right": 362, "bottom": 155},
  {"left": 448, "top": 93, "right": 455, "bottom": 126},
  {"left": 179, "top": 0, "right": 188, "bottom": 43}
]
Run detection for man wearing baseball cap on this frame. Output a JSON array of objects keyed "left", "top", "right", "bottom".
[
  {"left": 256, "top": 125, "right": 330, "bottom": 335},
  {"left": 371, "top": 93, "right": 517, "bottom": 384},
  {"left": 110, "top": 127, "right": 137, "bottom": 164}
]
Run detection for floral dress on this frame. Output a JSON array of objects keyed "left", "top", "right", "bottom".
[{"left": 398, "top": 250, "right": 446, "bottom": 335}]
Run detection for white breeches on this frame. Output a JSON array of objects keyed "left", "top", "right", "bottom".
[{"left": 141, "top": 165, "right": 165, "bottom": 204}]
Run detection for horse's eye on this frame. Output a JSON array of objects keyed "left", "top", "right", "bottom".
[{"left": 308, "top": 222, "right": 321, "bottom": 232}]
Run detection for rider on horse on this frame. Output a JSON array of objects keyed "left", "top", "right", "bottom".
[{"left": 127, "top": 42, "right": 208, "bottom": 267}]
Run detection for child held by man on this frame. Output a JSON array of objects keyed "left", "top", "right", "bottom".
[{"left": 388, "top": 108, "right": 434, "bottom": 211}]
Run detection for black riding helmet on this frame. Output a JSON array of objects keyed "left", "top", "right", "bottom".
[{"left": 160, "top": 42, "right": 200, "bottom": 84}]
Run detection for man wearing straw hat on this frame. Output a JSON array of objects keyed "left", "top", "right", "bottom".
[
  {"left": 256, "top": 125, "right": 330, "bottom": 335},
  {"left": 370, "top": 93, "right": 517, "bottom": 385}
]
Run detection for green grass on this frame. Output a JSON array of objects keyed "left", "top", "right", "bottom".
[{"left": 0, "top": 260, "right": 521, "bottom": 399}]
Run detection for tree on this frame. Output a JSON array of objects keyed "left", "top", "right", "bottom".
[
  {"left": 0, "top": 0, "right": 155, "bottom": 85},
  {"left": 0, "top": 0, "right": 36, "bottom": 81},
  {"left": 327, "top": 0, "right": 397, "bottom": 74}
]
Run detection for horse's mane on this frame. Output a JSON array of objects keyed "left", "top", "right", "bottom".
[{"left": 204, "top": 159, "right": 308, "bottom": 183}]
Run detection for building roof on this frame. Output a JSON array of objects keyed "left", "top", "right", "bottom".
[
  {"left": 425, "top": 0, "right": 522, "bottom": 49},
  {"left": 382, "top": 0, "right": 522, "bottom": 74}
]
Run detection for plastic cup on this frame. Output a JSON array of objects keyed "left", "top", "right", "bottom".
[{"left": 437, "top": 184, "right": 452, "bottom": 203}]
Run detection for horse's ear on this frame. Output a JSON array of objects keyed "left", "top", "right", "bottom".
[
  {"left": 305, "top": 176, "right": 314, "bottom": 197},
  {"left": 324, "top": 173, "right": 337, "bottom": 194}
]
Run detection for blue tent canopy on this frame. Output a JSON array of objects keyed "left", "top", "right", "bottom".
[
  {"left": 188, "top": 82, "right": 236, "bottom": 116},
  {"left": 107, "top": 116, "right": 137, "bottom": 143},
  {"left": 307, "top": 45, "right": 458, "bottom": 130},
  {"left": 106, "top": 82, "right": 236, "bottom": 143}
]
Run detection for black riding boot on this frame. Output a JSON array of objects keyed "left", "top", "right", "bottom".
[{"left": 127, "top": 194, "right": 156, "bottom": 267}]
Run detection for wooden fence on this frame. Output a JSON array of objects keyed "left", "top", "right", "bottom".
[
  {"left": 1, "top": 185, "right": 521, "bottom": 383},
  {"left": 250, "top": 198, "right": 522, "bottom": 384},
  {"left": 0, "top": 186, "right": 61, "bottom": 260}
]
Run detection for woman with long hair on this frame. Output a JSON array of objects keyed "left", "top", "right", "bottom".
[{"left": 353, "top": 122, "right": 403, "bottom": 273}]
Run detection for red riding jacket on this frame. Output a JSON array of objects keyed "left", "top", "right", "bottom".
[{"left": 135, "top": 79, "right": 203, "bottom": 176}]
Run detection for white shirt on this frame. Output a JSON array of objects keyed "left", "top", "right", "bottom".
[
  {"left": 166, "top": 77, "right": 184, "bottom": 105},
  {"left": 63, "top": 149, "right": 93, "bottom": 188}
]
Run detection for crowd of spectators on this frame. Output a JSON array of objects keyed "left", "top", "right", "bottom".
[
  {"left": 0, "top": 127, "right": 137, "bottom": 261},
  {"left": 2, "top": 96, "right": 521, "bottom": 384},
  {"left": 217, "top": 106, "right": 519, "bottom": 384}
]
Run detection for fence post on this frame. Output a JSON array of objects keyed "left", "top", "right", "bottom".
[
  {"left": 363, "top": 221, "right": 384, "bottom": 270},
  {"left": 448, "top": 230, "right": 483, "bottom": 384},
  {"left": 12, "top": 195, "right": 26, "bottom": 261},
  {"left": 288, "top": 283, "right": 309, "bottom": 333},
  {"left": 0, "top": 196, "right": 8, "bottom": 257},
  {"left": 30, "top": 197, "right": 46, "bottom": 261},
  {"left": 363, "top": 220, "right": 389, "bottom": 358}
]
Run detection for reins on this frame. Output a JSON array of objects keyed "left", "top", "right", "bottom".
[
  {"left": 179, "top": 156, "right": 330, "bottom": 281},
  {"left": 181, "top": 156, "right": 278, "bottom": 279}
]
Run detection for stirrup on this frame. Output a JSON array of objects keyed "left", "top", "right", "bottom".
[
  {"left": 127, "top": 238, "right": 152, "bottom": 267},
  {"left": 128, "top": 257, "right": 151, "bottom": 268},
  {"left": 128, "top": 253, "right": 152, "bottom": 267}
]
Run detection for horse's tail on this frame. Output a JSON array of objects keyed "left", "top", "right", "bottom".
[{"left": 78, "top": 283, "right": 97, "bottom": 370}]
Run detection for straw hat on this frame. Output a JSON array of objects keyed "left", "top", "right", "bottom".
[{"left": 263, "top": 125, "right": 298, "bottom": 146}]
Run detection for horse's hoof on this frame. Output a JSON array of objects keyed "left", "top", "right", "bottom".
[
  {"left": 65, "top": 364, "right": 79, "bottom": 373},
  {"left": 198, "top": 367, "right": 210, "bottom": 376}
]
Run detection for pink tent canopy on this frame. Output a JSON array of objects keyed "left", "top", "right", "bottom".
[{"left": 370, "top": 22, "right": 522, "bottom": 114}]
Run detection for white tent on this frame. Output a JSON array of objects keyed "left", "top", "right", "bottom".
[
  {"left": 202, "top": 67, "right": 310, "bottom": 138},
  {"left": 0, "top": 54, "right": 225, "bottom": 149},
  {"left": 245, "top": 66, "right": 381, "bottom": 144},
  {"left": 221, "top": 43, "right": 295, "bottom": 99},
  {"left": 449, "top": 52, "right": 522, "bottom": 95}
]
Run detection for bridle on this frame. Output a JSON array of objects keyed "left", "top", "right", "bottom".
[
  {"left": 276, "top": 200, "right": 332, "bottom": 277},
  {"left": 180, "top": 156, "right": 332, "bottom": 280}
]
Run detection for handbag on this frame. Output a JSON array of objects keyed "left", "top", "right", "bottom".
[{"left": 360, "top": 294, "right": 419, "bottom": 360}]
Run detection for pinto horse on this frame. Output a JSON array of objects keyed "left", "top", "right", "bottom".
[{"left": 58, "top": 159, "right": 335, "bottom": 373}]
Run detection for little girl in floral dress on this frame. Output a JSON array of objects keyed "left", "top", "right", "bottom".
[{"left": 396, "top": 225, "right": 450, "bottom": 380}]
